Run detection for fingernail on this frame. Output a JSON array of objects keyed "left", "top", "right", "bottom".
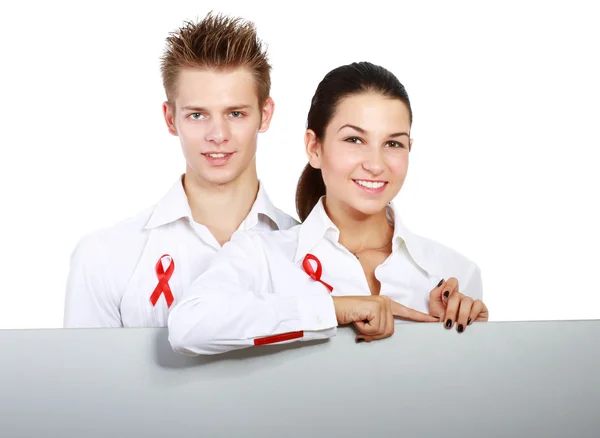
[
  {"left": 437, "top": 279, "right": 444, "bottom": 287},
  {"left": 457, "top": 324, "right": 464, "bottom": 333},
  {"left": 445, "top": 319, "right": 452, "bottom": 329},
  {"left": 356, "top": 338, "right": 364, "bottom": 343},
  {"left": 443, "top": 291, "right": 450, "bottom": 298},
  {"left": 467, "top": 317, "right": 472, "bottom": 325}
]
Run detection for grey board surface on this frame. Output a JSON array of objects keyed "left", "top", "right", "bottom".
[{"left": 0, "top": 320, "right": 599, "bottom": 437}]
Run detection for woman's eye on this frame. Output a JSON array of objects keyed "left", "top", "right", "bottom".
[
  {"left": 344, "top": 137, "right": 363, "bottom": 144},
  {"left": 387, "top": 141, "right": 404, "bottom": 148}
]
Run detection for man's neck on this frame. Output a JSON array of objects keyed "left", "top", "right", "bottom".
[
  {"left": 324, "top": 196, "right": 393, "bottom": 253},
  {"left": 183, "top": 165, "right": 260, "bottom": 238}
]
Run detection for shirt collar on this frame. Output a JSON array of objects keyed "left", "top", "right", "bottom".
[
  {"left": 293, "top": 197, "right": 438, "bottom": 276},
  {"left": 145, "top": 175, "right": 192, "bottom": 229},
  {"left": 144, "top": 175, "right": 283, "bottom": 230},
  {"left": 386, "top": 201, "right": 439, "bottom": 276},
  {"left": 237, "top": 181, "right": 283, "bottom": 231},
  {"left": 294, "top": 197, "right": 340, "bottom": 262}
]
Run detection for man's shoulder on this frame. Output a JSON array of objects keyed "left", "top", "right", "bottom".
[
  {"left": 71, "top": 205, "right": 156, "bottom": 258},
  {"left": 231, "top": 223, "right": 301, "bottom": 255},
  {"left": 272, "top": 207, "right": 300, "bottom": 230}
]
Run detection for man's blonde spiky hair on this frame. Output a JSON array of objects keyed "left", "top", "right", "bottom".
[{"left": 161, "top": 12, "right": 271, "bottom": 106}]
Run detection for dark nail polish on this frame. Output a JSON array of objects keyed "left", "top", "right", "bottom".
[
  {"left": 443, "top": 291, "right": 450, "bottom": 298},
  {"left": 437, "top": 279, "right": 444, "bottom": 287},
  {"left": 445, "top": 319, "right": 452, "bottom": 328},
  {"left": 467, "top": 318, "right": 472, "bottom": 325},
  {"left": 458, "top": 324, "right": 464, "bottom": 333},
  {"left": 356, "top": 338, "right": 364, "bottom": 343}
]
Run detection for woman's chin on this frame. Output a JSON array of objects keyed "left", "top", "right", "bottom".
[{"left": 346, "top": 199, "right": 391, "bottom": 217}]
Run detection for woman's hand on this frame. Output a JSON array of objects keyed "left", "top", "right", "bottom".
[
  {"left": 429, "top": 277, "right": 488, "bottom": 333},
  {"left": 333, "top": 295, "right": 438, "bottom": 342}
]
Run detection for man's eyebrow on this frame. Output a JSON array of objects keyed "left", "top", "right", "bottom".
[
  {"left": 181, "top": 105, "right": 207, "bottom": 112},
  {"left": 225, "top": 105, "right": 252, "bottom": 111},
  {"left": 338, "top": 124, "right": 409, "bottom": 137},
  {"left": 180, "top": 105, "right": 252, "bottom": 112}
]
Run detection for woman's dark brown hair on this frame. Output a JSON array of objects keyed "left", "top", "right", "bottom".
[{"left": 295, "top": 62, "right": 413, "bottom": 222}]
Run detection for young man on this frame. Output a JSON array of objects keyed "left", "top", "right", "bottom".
[{"left": 64, "top": 13, "right": 297, "bottom": 328}]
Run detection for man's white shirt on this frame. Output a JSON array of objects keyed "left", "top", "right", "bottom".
[
  {"left": 168, "top": 197, "right": 483, "bottom": 355},
  {"left": 63, "top": 176, "right": 298, "bottom": 328}
]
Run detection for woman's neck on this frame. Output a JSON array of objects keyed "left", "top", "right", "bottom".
[{"left": 323, "top": 196, "right": 394, "bottom": 254}]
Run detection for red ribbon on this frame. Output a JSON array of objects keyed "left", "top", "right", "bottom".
[
  {"left": 149, "top": 254, "right": 175, "bottom": 308},
  {"left": 254, "top": 331, "right": 304, "bottom": 346},
  {"left": 302, "top": 254, "right": 333, "bottom": 293}
]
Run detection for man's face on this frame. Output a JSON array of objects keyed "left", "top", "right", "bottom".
[{"left": 163, "top": 67, "right": 274, "bottom": 186}]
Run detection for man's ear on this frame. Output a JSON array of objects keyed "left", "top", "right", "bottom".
[
  {"left": 258, "top": 97, "right": 275, "bottom": 133},
  {"left": 162, "top": 101, "right": 178, "bottom": 136},
  {"left": 305, "top": 129, "right": 322, "bottom": 169},
  {"left": 409, "top": 138, "right": 413, "bottom": 152}
]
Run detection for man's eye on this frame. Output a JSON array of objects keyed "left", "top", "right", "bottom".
[{"left": 231, "top": 111, "right": 243, "bottom": 118}]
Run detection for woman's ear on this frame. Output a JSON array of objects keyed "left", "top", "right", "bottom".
[{"left": 305, "top": 129, "right": 322, "bottom": 169}]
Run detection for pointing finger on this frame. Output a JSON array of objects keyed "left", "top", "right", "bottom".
[{"left": 390, "top": 300, "right": 439, "bottom": 322}]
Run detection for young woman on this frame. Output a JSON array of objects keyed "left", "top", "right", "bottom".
[{"left": 168, "top": 62, "right": 489, "bottom": 356}]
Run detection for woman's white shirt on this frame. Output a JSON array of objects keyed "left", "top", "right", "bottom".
[{"left": 168, "top": 198, "right": 482, "bottom": 356}]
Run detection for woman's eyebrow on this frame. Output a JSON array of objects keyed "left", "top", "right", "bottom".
[
  {"left": 338, "top": 124, "right": 409, "bottom": 138},
  {"left": 338, "top": 124, "right": 365, "bottom": 133}
]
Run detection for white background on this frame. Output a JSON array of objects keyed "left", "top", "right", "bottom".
[{"left": 0, "top": 0, "right": 598, "bottom": 329}]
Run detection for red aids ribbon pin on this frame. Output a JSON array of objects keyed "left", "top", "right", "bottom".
[
  {"left": 149, "top": 254, "right": 175, "bottom": 308},
  {"left": 302, "top": 254, "right": 333, "bottom": 293}
]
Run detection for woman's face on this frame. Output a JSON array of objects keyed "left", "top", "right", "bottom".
[{"left": 306, "top": 92, "right": 412, "bottom": 217}]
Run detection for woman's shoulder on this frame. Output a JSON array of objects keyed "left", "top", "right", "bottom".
[
  {"left": 390, "top": 207, "right": 478, "bottom": 273},
  {"left": 402, "top": 226, "right": 480, "bottom": 280},
  {"left": 408, "top": 229, "right": 483, "bottom": 296},
  {"left": 414, "top": 232, "right": 477, "bottom": 265}
]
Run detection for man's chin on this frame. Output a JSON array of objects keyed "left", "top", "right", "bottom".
[
  {"left": 185, "top": 167, "right": 239, "bottom": 188},
  {"left": 203, "top": 174, "right": 240, "bottom": 187}
]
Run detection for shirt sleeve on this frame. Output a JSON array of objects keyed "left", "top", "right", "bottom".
[
  {"left": 461, "top": 263, "right": 483, "bottom": 301},
  {"left": 63, "top": 233, "right": 123, "bottom": 328},
  {"left": 167, "top": 232, "right": 338, "bottom": 356}
]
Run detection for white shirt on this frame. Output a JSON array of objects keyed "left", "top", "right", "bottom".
[
  {"left": 64, "top": 176, "right": 298, "bottom": 328},
  {"left": 168, "top": 197, "right": 483, "bottom": 355}
]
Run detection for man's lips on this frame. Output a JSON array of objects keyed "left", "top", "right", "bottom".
[{"left": 202, "top": 152, "right": 235, "bottom": 166}]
